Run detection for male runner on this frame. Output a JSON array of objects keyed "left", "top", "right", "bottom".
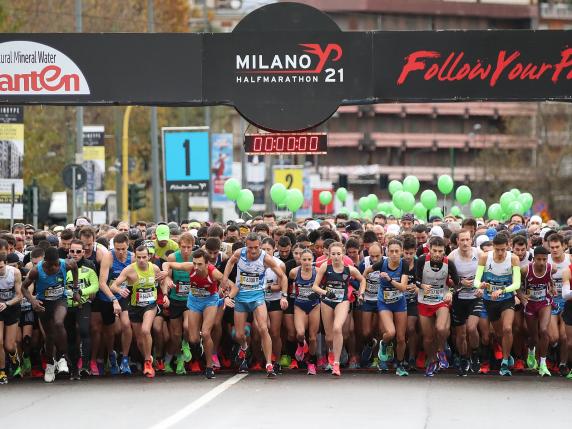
[{"left": 0, "top": 253, "right": 23, "bottom": 384}]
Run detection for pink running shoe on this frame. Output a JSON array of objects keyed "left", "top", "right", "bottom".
[
  {"left": 307, "top": 363, "right": 317, "bottom": 375},
  {"left": 295, "top": 341, "right": 307, "bottom": 362},
  {"left": 89, "top": 360, "right": 100, "bottom": 376},
  {"left": 212, "top": 354, "right": 221, "bottom": 369}
]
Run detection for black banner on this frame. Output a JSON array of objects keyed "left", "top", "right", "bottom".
[{"left": 1, "top": 2, "right": 572, "bottom": 131}]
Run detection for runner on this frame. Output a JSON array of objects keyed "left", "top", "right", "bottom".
[
  {"left": 474, "top": 233, "right": 521, "bottom": 376},
  {"left": 518, "top": 246, "right": 554, "bottom": 376},
  {"left": 561, "top": 264, "right": 572, "bottom": 379},
  {"left": 0, "top": 253, "right": 23, "bottom": 384},
  {"left": 20, "top": 247, "right": 79, "bottom": 382},
  {"left": 416, "top": 236, "right": 460, "bottom": 377},
  {"left": 401, "top": 235, "right": 419, "bottom": 372},
  {"left": 109, "top": 245, "right": 161, "bottom": 378},
  {"left": 221, "top": 233, "right": 288, "bottom": 378},
  {"left": 364, "top": 239, "right": 409, "bottom": 376},
  {"left": 165, "top": 249, "right": 229, "bottom": 379},
  {"left": 448, "top": 229, "right": 482, "bottom": 376},
  {"left": 290, "top": 249, "right": 321, "bottom": 375},
  {"left": 312, "top": 241, "right": 366, "bottom": 376}
]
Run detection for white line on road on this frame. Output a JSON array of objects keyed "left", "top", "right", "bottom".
[{"left": 148, "top": 374, "right": 248, "bottom": 429}]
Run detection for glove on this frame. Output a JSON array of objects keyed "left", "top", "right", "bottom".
[
  {"left": 325, "top": 290, "right": 337, "bottom": 300},
  {"left": 307, "top": 292, "right": 320, "bottom": 301}
]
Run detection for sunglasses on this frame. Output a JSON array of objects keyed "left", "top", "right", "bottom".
[{"left": 69, "top": 249, "right": 83, "bottom": 254}]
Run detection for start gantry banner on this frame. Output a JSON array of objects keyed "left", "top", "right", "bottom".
[{"left": 1, "top": 2, "right": 572, "bottom": 132}]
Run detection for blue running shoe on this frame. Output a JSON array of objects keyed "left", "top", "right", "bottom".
[
  {"left": 437, "top": 351, "right": 449, "bottom": 369},
  {"left": 378, "top": 359, "right": 389, "bottom": 372},
  {"left": 119, "top": 356, "right": 131, "bottom": 375},
  {"left": 426, "top": 361, "right": 437, "bottom": 377},
  {"left": 109, "top": 351, "right": 119, "bottom": 376}
]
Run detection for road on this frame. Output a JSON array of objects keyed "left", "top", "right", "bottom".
[{"left": 1, "top": 371, "right": 570, "bottom": 429}]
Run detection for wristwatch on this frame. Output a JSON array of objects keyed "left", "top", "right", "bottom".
[{"left": 281, "top": 292, "right": 288, "bottom": 298}]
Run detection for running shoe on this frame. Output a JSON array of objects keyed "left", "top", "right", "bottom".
[
  {"left": 499, "top": 361, "right": 512, "bottom": 377},
  {"left": 348, "top": 357, "right": 360, "bottom": 369},
  {"left": 250, "top": 362, "right": 263, "bottom": 371},
  {"left": 11, "top": 363, "right": 22, "bottom": 378},
  {"left": 109, "top": 351, "right": 119, "bottom": 375},
  {"left": 437, "top": 351, "right": 449, "bottom": 369},
  {"left": 493, "top": 342, "right": 503, "bottom": 360},
  {"left": 205, "top": 367, "right": 216, "bottom": 379},
  {"left": 526, "top": 352, "right": 537, "bottom": 370},
  {"left": 155, "top": 359, "right": 165, "bottom": 372},
  {"left": 457, "top": 358, "right": 469, "bottom": 377},
  {"left": 538, "top": 362, "right": 551, "bottom": 377},
  {"left": 212, "top": 354, "right": 221, "bottom": 369},
  {"left": 238, "top": 359, "right": 249, "bottom": 373},
  {"left": 70, "top": 367, "right": 81, "bottom": 381},
  {"left": 416, "top": 351, "right": 426, "bottom": 370},
  {"left": 181, "top": 340, "right": 192, "bottom": 363},
  {"left": 79, "top": 367, "right": 92, "bottom": 377},
  {"left": 56, "top": 357, "right": 69, "bottom": 375},
  {"left": 143, "top": 359, "right": 155, "bottom": 378},
  {"left": 396, "top": 364, "right": 409, "bottom": 377},
  {"left": 22, "top": 356, "right": 32, "bottom": 376},
  {"left": 307, "top": 363, "right": 317, "bottom": 375},
  {"left": 408, "top": 357, "right": 417, "bottom": 372},
  {"left": 279, "top": 354, "right": 291, "bottom": 367},
  {"left": 0, "top": 370, "right": 7, "bottom": 384},
  {"left": 328, "top": 351, "right": 335, "bottom": 367},
  {"left": 387, "top": 343, "right": 395, "bottom": 361},
  {"left": 190, "top": 361, "right": 202, "bottom": 374},
  {"left": 289, "top": 360, "right": 299, "bottom": 370},
  {"left": 425, "top": 361, "right": 437, "bottom": 377},
  {"left": 120, "top": 356, "right": 131, "bottom": 375},
  {"left": 479, "top": 361, "right": 490, "bottom": 374},
  {"left": 360, "top": 338, "right": 377, "bottom": 368},
  {"left": 44, "top": 362, "right": 56, "bottom": 383},
  {"left": 377, "top": 359, "right": 389, "bottom": 372},
  {"left": 273, "top": 362, "right": 282, "bottom": 374},
  {"left": 513, "top": 359, "right": 525, "bottom": 372},
  {"left": 176, "top": 356, "right": 186, "bottom": 375},
  {"left": 9, "top": 353, "right": 21, "bottom": 378},
  {"left": 332, "top": 363, "right": 341, "bottom": 376},
  {"left": 221, "top": 355, "right": 232, "bottom": 369},
  {"left": 470, "top": 354, "right": 480, "bottom": 373},
  {"left": 164, "top": 359, "right": 174, "bottom": 374},
  {"left": 371, "top": 357, "right": 380, "bottom": 369},
  {"left": 378, "top": 341, "right": 389, "bottom": 362},
  {"left": 559, "top": 364, "right": 569, "bottom": 377},
  {"left": 508, "top": 355, "right": 515, "bottom": 368},
  {"left": 266, "top": 363, "right": 277, "bottom": 378},
  {"left": 566, "top": 371, "right": 572, "bottom": 380},
  {"left": 295, "top": 341, "right": 307, "bottom": 362}
]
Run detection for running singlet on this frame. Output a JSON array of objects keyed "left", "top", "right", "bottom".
[
  {"left": 265, "top": 256, "right": 283, "bottom": 301},
  {"left": 170, "top": 251, "right": 192, "bottom": 301},
  {"left": 323, "top": 264, "right": 350, "bottom": 303},
  {"left": 374, "top": 258, "right": 406, "bottom": 304},
  {"left": 236, "top": 248, "right": 267, "bottom": 302},
  {"left": 482, "top": 251, "right": 513, "bottom": 302},
  {"left": 417, "top": 255, "right": 450, "bottom": 305},
  {"left": 548, "top": 254, "right": 570, "bottom": 301},
  {"left": 525, "top": 262, "right": 552, "bottom": 302},
  {"left": 450, "top": 248, "right": 479, "bottom": 300},
  {"left": 36, "top": 260, "right": 67, "bottom": 301},
  {"left": 364, "top": 262, "right": 381, "bottom": 302},
  {"left": 130, "top": 263, "right": 157, "bottom": 307},
  {"left": 294, "top": 267, "right": 317, "bottom": 301},
  {"left": 404, "top": 257, "right": 417, "bottom": 304},
  {"left": 188, "top": 264, "right": 218, "bottom": 298},
  {"left": 97, "top": 250, "right": 132, "bottom": 302},
  {"left": 0, "top": 266, "right": 16, "bottom": 302}
]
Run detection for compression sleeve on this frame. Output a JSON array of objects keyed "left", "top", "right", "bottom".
[
  {"left": 562, "top": 280, "right": 572, "bottom": 301},
  {"left": 473, "top": 265, "right": 484, "bottom": 288},
  {"left": 504, "top": 265, "right": 521, "bottom": 294}
]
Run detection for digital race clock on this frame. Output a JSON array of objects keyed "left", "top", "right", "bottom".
[{"left": 243, "top": 132, "right": 327, "bottom": 155}]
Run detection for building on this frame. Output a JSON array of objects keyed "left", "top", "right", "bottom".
[{"left": 0, "top": 140, "right": 23, "bottom": 179}]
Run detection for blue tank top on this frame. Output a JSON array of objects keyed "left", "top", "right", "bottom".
[
  {"left": 378, "top": 258, "right": 405, "bottom": 304},
  {"left": 36, "top": 260, "right": 67, "bottom": 301},
  {"left": 295, "top": 267, "right": 317, "bottom": 301},
  {"left": 97, "top": 250, "right": 132, "bottom": 302},
  {"left": 323, "top": 264, "right": 350, "bottom": 303}
]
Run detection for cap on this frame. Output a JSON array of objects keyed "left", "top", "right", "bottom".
[
  {"left": 485, "top": 227, "right": 497, "bottom": 240},
  {"left": 401, "top": 213, "right": 414, "bottom": 222},
  {"left": 156, "top": 224, "right": 170, "bottom": 241},
  {"left": 6, "top": 253, "right": 20, "bottom": 264},
  {"left": 345, "top": 220, "right": 362, "bottom": 233},
  {"left": 75, "top": 218, "right": 90, "bottom": 227},
  {"left": 53, "top": 225, "right": 64, "bottom": 233},
  {"left": 475, "top": 235, "right": 489, "bottom": 249},
  {"left": 428, "top": 215, "right": 443, "bottom": 223},
  {"left": 128, "top": 228, "right": 142, "bottom": 240},
  {"left": 167, "top": 221, "right": 179, "bottom": 229},
  {"left": 306, "top": 220, "right": 320, "bottom": 231},
  {"left": 386, "top": 224, "right": 401, "bottom": 235},
  {"left": 188, "top": 221, "right": 201, "bottom": 229},
  {"left": 429, "top": 226, "right": 444, "bottom": 238},
  {"left": 47, "top": 235, "right": 59, "bottom": 246}
]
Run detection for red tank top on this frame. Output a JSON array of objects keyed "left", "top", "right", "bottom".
[
  {"left": 189, "top": 264, "right": 218, "bottom": 295},
  {"left": 525, "top": 262, "right": 552, "bottom": 301}
]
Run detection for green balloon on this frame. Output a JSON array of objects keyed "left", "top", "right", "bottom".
[
  {"left": 420, "top": 189, "right": 438, "bottom": 210},
  {"left": 286, "top": 189, "right": 304, "bottom": 212},
  {"left": 455, "top": 185, "right": 472, "bottom": 205},
  {"left": 391, "top": 207, "right": 402, "bottom": 218},
  {"left": 367, "top": 194, "right": 379, "bottom": 210},
  {"left": 429, "top": 207, "right": 443, "bottom": 218},
  {"left": 509, "top": 200, "right": 524, "bottom": 215},
  {"left": 470, "top": 199, "right": 487, "bottom": 218},
  {"left": 223, "top": 178, "right": 241, "bottom": 201},
  {"left": 362, "top": 209, "right": 373, "bottom": 220},
  {"left": 403, "top": 176, "right": 420, "bottom": 196},
  {"left": 400, "top": 192, "right": 415, "bottom": 212},
  {"left": 350, "top": 211, "right": 360, "bottom": 219},
  {"left": 450, "top": 206, "right": 461, "bottom": 217},
  {"left": 319, "top": 190, "right": 333, "bottom": 206},
  {"left": 358, "top": 196, "right": 369, "bottom": 212},
  {"left": 519, "top": 192, "right": 533, "bottom": 212},
  {"left": 413, "top": 202, "right": 427, "bottom": 220},
  {"left": 488, "top": 203, "right": 503, "bottom": 221},
  {"left": 392, "top": 190, "right": 404, "bottom": 210},
  {"left": 510, "top": 188, "right": 521, "bottom": 199},
  {"left": 500, "top": 192, "right": 515, "bottom": 213},
  {"left": 336, "top": 187, "right": 348, "bottom": 203},
  {"left": 339, "top": 207, "right": 350, "bottom": 216},
  {"left": 388, "top": 180, "right": 403, "bottom": 196},
  {"left": 270, "top": 183, "right": 287, "bottom": 205},
  {"left": 437, "top": 175, "right": 454, "bottom": 195},
  {"left": 236, "top": 189, "right": 254, "bottom": 212}
]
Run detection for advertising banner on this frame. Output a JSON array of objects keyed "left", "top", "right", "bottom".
[
  {"left": 212, "top": 133, "right": 233, "bottom": 202},
  {"left": 0, "top": 105, "right": 23, "bottom": 219},
  {"left": 82, "top": 125, "right": 105, "bottom": 205}
]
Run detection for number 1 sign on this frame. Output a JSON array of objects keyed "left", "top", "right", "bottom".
[{"left": 162, "top": 127, "right": 210, "bottom": 192}]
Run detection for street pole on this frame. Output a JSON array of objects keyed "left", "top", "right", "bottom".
[
  {"left": 32, "top": 180, "right": 38, "bottom": 229},
  {"left": 72, "top": 165, "right": 77, "bottom": 222},
  {"left": 10, "top": 183, "right": 15, "bottom": 229},
  {"left": 148, "top": 0, "right": 162, "bottom": 222},
  {"left": 203, "top": 2, "right": 213, "bottom": 222},
  {"left": 75, "top": 0, "right": 83, "bottom": 219},
  {"left": 122, "top": 106, "right": 132, "bottom": 220}
]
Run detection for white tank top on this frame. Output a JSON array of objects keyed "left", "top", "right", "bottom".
[
  {"left": 0, "top": 265, "right": 16, "bottom": 302},
  {"left": 265, "top": 256, "right": 283, "bottom": 301},
  {"left": 450, "top": 248, "right": 479, "bottom": 300},
  {"left": 548, "top": 253, "right": 570, "bottom": 299},
  {"left": 236, "top": 248, "right": 267, "bottom": 292}
]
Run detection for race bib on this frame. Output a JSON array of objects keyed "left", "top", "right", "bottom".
[
  {"left": 240, "top": 273, "right": 261, "bottom": 290},
  {"left": 136, "top": 289, "right": 155, "bottom": 306},
  {"left": 176, "top": 282, "right": 191, "bottom": 295},
  {"left": 297, "top": 287, "right": 313, "bottom": 299},
  {"left": 365, "top": 280, "right": 379, "bottom": 299},
  {"left": 44, "top": 286, "right": 64, "bottom": 300},
  {"left": 528, "top": 287, "right": 546, "bottom": 301},
  {"left": 554, "top": 279, "right": 563, "bottom": 295},
  {"left": 20, "top": 297, "right": 32, "bottom": 312},
  {"left": 424, "top": 286, "right": 445, "bottom": 303},
  {"left": 0, "top": 289, "right": 14, "bottom": 300},
  {"left": 190, "top": 287, "right": 211, "bottom": 298},
  {"left": 382, "top": 289, "right": 402, "bottom": 304},
  {"left": 325, "top": 286, "right": 344, "bottom": 302}
]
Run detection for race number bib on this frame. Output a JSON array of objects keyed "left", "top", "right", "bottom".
[
  {"left": 176, "top": 282, "right": 191, "bottom": 295},
  {"left": 325, "top": 286, "right": 344, "bottom": 303},
  {"left": 0, "top": 289, "right": 14, "bottom": 300},
  {"left": 382, "top": 289, "right": 402, "bottom": 304},
  {"left": 528, "top": 287, "right": 546, "bottom": 301},
  {"left": 240, "top": 273, "right": 261, "bottom": 291},
  {"left": 136, "top": 289, "right": 155, "bottom": 306},
  {"left": 190, "top": 287, "right": 211, "bottom": 298},
  {"left": 424, "top": 286, "right": 445, "bottom": 303},
  {"left": 44, "top": 286, "right": 65, "bottom": 300}
]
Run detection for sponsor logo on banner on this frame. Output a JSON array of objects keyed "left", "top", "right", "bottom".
[
  {"left": 235, "top": 43, "right": 343, "bottom": 84},
  {"left": 0, "top": 41, "right": 90, "bottom": 94}
]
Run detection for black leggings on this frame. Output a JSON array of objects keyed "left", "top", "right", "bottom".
[
  {"left": 64, "top": 303, "right": 92, "bottom": 368},
  {"left": 38, "top": 299, "right": 68, "bottom": 361}
]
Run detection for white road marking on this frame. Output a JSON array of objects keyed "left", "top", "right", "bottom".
[{"left": 148, "top": 374, "right": 248, "bottom": 429}]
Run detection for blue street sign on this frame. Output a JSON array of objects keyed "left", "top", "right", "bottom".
[{"left": 163, "top": 128, "right": 210, "bottom": 192}]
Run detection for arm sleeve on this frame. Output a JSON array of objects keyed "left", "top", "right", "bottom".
[
  {"left": 504, "top": 265, "right": 521, "bottom": 293},
  {"left": 473, "top": 265, "right": 484, "bottom": 288},
  {"left": 563, "top": 280, "right": 572, "bottom": 301},
  {"left": 84, "top": 269, "right": 100, "bottom": 296}
]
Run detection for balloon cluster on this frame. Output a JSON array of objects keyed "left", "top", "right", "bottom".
[
  {"left": 223, "top": 178, "right": 254, "bottom": 212},
  {"left": 269, "top": 183, "right": 304, "bottom": 212}
]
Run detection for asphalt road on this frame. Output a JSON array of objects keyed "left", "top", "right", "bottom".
[{"left": 1, "top": 371, "right": 571, "bottom": 429}]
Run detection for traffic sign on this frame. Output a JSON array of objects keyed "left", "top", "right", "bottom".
[
  {"left": 62, "top": 164, "right": 87, "bottom": 190},
  {"left": 274, "top": 166, "right": 303, "bottom": 192}
]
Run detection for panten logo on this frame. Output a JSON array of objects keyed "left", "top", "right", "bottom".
[{"left": 0, "top": 41, "right": 90, "bottom": 95}]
